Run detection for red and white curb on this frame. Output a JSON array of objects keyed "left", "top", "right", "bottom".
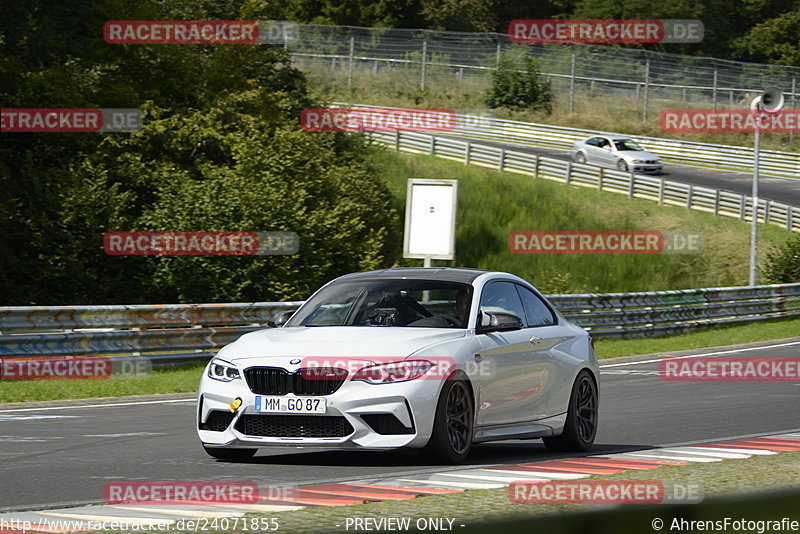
[{"left": 1, "top": 434, "right": 798, "bottom": 532}]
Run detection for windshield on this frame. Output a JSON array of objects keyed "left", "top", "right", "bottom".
[
  {"left": 614, "top": 139, "right": 644, "bottom": 151},
  {"left": 287, "top": 279, "right": 473, "bottom": 328}
]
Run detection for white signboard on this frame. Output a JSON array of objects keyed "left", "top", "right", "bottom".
[{"left": 403, "top": 179, "right": 458, "bottom": 262}]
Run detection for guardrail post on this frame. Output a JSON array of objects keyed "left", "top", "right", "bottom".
[
  {"left": 420, "top": 38, "right": 428, "bottom": 90},
  {"left": 429, "top": 135, "right": 435, "bottom": 155},
  {"left": 739, "top": 196, "right": 746, "bottom": 221},
  {"left": 628, "top": 171, "right": 635, "bottom": 198},
  {"left": 659, "top": 178, "right": 665, "bottom": 205},
  {"left": 465, "top": 141, "right": 471, "bottom": 165},
  {"left": 395, "top": 130, "right": 400, "bottom": 151},
  {"left": 598, "top": 168, "right": 603, "bottom": 190},
  {"left": 686, "top": 184, "right": 694, "bottom": 208},
  {"left": 789, "top": 206, "right": 795, "bottom": 232},
  {"left": 566, "top": 162, "right": 572, "bottom": 184},
  {"left": 347, "top": 36, "right": 355, "bottom": 87},
  {"left": 569, "top": 47, "right": 576, "bottom": 114},
  {"left": 714, "top": 189, "right": 720, "bottom": 216},
  {"left": 534, "top": 155, "right": 540, "bottom": 179},
  {"left": 712, "top": 66, "right": 718, "bottom": 111},
  {"left": 642, "top": 56, "right": 650, "bottom": 122},
  {"left": 765, "top": 199, "right": 771, "bottom": 223},
  {"left": 791, "top": 77, "right": 797, "bottom": 143},
  {"left": 498, "top": 148, "right": 506, "bottom": 171}
]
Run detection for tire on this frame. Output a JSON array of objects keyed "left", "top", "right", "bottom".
[
  {"left": 574, "top": 152, "right": 586, "bottom": 164},
  {"left": 203, "top": 446, "right": 257, "bottom": 460},
  {"left": 421, "top": 377, "right": 474, "bottom": 464},
  {"left": 616, "top": 159, "right": 629, "bottom": 171},
  {"left": 543, "top": 370, "right": 598, "bottom": 452}
]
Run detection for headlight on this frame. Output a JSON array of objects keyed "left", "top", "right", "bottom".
[
  {"left": 633, "top": 159, "right": 643, "bottom": 163},
  {"left": 208, "top": 359, "right": 241, "bottom": 382},
  {"left": 352, "top": 360, "right": 434, "bottom": 384}
]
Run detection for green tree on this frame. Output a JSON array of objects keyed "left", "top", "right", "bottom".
[
  {"left": 764, "top": 234, "right": 800, "bottom": 284},
  {"left": 485, "top": 55, "right": 552, "bottom": 112}
]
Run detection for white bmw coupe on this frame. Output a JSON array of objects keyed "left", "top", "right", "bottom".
[{"left": 197, "top": 268, "right": 599, "bottom": 463}]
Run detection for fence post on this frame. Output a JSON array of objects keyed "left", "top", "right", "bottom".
[
  {"left": 496, "top": 40, "right": 502, "bottom": 69},
  {"left": 789, "top": 206, "right": 795, "bottom": 232},
  {"left": 598, "top": 168, "right": 603, "bottom": 190},
  {"left": 659, "top": 178, "right": 665, "bottom": 206},
  {"left": 686, "top": 184, "right": 694, "bottom": 209},
  {"left": 765, "top": 199, "right": 771, "bottom": 224},
  {"left": 791, "top": 77, "right": 797, "bottom": 143},
  {"left": 498, "top": 148, "right": 506, "bottom": 171},
  {"left": 712, "top": 66, "right": 718, "bottom": 111},
  {"left": 739, "top": 196, "right": 746, "bottom": 221},
  {"left": 347, "top": 36, "right": 355, "bottom": 87},
  {"left": 420, "top": 38, "right": 428, "bottom": 90},
  {"left": 465, "top": 141, "right": 471, "bottom": 165},
  {"left": 628, "top": 171, "right": 635, "bottom": 198},
  {"left": 534, "top": 155, "right": 540, "bottom": 179},
  {"left": 642, "top": 56, "right": 650, "bottom": 122},
  {"left": 569, "top": 47, "right": 576, "bottom": 114},
  {"left": 714, "top": 189, "right": 720, "bottom": 216},
  {"left": 566, "top": 162, "right": 572, "bottom": 184},
  {"left": 395, "top": 130, "right": 400, "bottom": 151},
  {"left": 429, "top": 135, "right": 435, "bottom": 155}
]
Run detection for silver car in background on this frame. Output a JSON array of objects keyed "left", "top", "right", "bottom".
[{"left": 571, "top": 136, "right": 663, "bottom": 174}]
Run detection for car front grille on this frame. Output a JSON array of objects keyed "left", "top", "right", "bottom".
[
  {"left": 235, "top": 414, "right": 354, "bottom": 438},
  {"left": 244, "top": 366, "right": 347, "bottom": 396},
  {"left": 199, "top": 410, "right": 235, "bottom": 432}
]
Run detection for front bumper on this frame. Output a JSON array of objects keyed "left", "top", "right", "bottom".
[
  {"left": 632, "top": 164, "right": 662, "bottom": 173},
  {"left": 197, "top": 370, "right": 442, "bottom": 450}
]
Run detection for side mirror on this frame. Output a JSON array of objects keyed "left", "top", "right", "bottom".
[
  {"left": 267, "top": 310, "right": 296, "bottom": 328},
  {"left": 477, "top": 312, "right": 524, "bottom": 334}
]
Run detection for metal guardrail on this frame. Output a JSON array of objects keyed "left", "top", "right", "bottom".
[
  {"left": 339, "top": 103, "right": 800, "bottom": 179},
  {"left": 365, "top": 129, "right": 800, "bottom": 232},
  {"left": 0, "top": 284, "right": 798, "bottom": 361}
]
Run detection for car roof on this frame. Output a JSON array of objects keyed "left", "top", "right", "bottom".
[{"left": 332, "top": 267, "right": 490, "bottom": 284}]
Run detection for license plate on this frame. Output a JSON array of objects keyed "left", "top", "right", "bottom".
[{"left": 254, "top": 396, "right": 326, "bottom": 414}]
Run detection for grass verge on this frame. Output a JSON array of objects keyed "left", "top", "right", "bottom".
[
  {"left": 595, "top": 315, "right": 800, "bottom": 359},
  {"left": 303, "top": 61, "right": 800, "bottom": 155},
  {"left": 369, "top": 149, "right": 793, "bottom": 293},
  {"left": 238, "top": 450, "right": 800, "bottom": 534},
  {"left": 0, "top": 362, "right": 203, "bottom": 403}
]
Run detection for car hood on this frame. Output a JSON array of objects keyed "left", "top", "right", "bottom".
[
  {"left": 619, "top": 150, "right": 659, "bottom": 160},
  {"left": 216, "top": 326, "right": 467, "bottom": 364}
]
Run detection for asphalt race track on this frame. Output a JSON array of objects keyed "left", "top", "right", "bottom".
[
  {"left": 440, "top": 134, "right": 800, "bottom": 207},
  {"left": 1, "top": 340, "right": 798, "bottom": 512}
]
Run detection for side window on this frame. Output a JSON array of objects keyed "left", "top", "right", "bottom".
[
  {"left": 479, "top": 282, "right": 526, "bottom": 325},
  {"left": 585, "top": 137, "right": 600, "bottom": 147},
  {"left": 515, "top": 285, "right": 556, "bottom": 327}
]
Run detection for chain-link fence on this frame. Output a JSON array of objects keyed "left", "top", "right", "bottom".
[{"left": 282, "top": 24, "right": 800, "bottom": 122}]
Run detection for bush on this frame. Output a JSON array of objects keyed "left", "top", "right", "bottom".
[
  {"left": 764, "top": 234, "right": 800, "bottom": 283},
  {"left": 485, "top": 55, "right": 552, "bottom": 112}
]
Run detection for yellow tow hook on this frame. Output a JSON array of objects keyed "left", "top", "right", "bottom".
[{"left": 229, "top": 397, "right": 242, "bottom": 413}]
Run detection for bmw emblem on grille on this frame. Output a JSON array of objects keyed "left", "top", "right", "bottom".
[{"left": 289, "top": 358, "right": 301, "bottom": 365}]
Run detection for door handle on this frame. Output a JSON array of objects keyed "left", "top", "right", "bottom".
[{"left": 529, "top": 336, "right": 542, "bottom": 344}]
